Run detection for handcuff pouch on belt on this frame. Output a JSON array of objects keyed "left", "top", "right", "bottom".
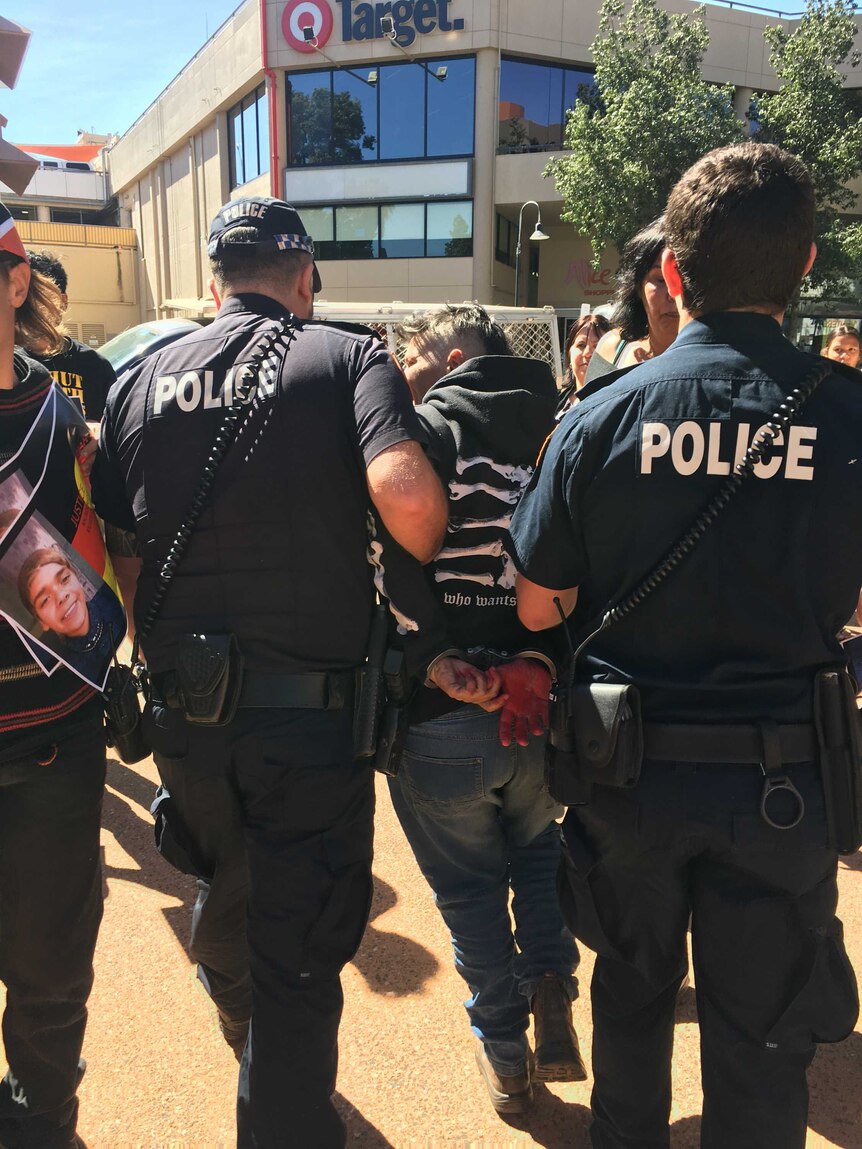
[
  {"left": 547, "top": 678, "right": 642, "bottom": 804},
  {"left": 167, "top": 633, "right": 244, "bottom": 727},
  {"left": 103, "top": 658, "right": 151, "bottom": 764},
  {"left": 814, "top": 667, "right": 862, "bottom": 855}
]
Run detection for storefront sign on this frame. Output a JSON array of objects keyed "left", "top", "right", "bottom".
[
  {"left": 283, "top": 0, "right": 465, "bottom": 53},
  {"left": 282, "top": 0, "right": 335, "bottom": 52},
  {"left": 566, "top": 258, "right": 615, "bottom": 299}
]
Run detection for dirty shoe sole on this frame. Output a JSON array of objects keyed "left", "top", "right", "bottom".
[
  {"left": 533, "top": 1043, "right": 588, "bottom": 1083},
  {"left": 474, "top": 1046, "right": 533, "bottom": 1114}
]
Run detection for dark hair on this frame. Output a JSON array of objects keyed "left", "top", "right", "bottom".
[
  {"left": 665, "top": 143, "right": 815, "bottom": 315},
  {"left": 26, "top": 249, "right": 68, "bottom": 295},
  {"left": 562, "top": 312, "right": 612, "bottom": 389},
  {"left": 822, "top": 325, "right": 861, "bottom": 355},
  {"left": 395, "top": 303, "right": 511, "bottom": 359},
  {"left": 609, "top": 218, "right": 666, "bottom": 343},
  {"left": 0, "top": 259, "right": 66, "bottom": 356},
  {"left": 209, "top": 225, "right": 310, "bottom": 293}
]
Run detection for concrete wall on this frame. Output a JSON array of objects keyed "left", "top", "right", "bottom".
[{"left": 17, "top": 221, "right": 140, "bottom": 343}]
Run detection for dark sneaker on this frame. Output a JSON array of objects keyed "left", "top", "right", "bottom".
[
  {"left": 531, "top": 971, "right": 588, "bottom": 1082},
  {"left": 474, "top": 1039, "right": 533, "bottom": 1115}
]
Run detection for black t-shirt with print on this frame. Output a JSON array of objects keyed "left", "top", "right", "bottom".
[
  {"left": 35, "top": 337, "right": 116, "bottom": 421},
  {"left": 92, "top": 293, "right": 423, "bottom": 674}
]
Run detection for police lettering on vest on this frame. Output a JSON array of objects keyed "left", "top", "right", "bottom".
[
  {"left": 640, "top": 419, "right": 817, "bottom": 481},
  {"left": 152, "top": 364, "right": 273, "bottom": 415}
]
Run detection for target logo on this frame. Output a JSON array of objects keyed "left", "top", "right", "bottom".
[{"left": 281, "top": 0, "right": 334, "bottom": 52}]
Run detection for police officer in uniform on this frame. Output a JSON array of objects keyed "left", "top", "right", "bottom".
[
  {"left": 91, "top": 196, "right": 447, "bottom": 1148},
  {"left": 508, "top": 144, "right": 860, "bottom": 1148}
]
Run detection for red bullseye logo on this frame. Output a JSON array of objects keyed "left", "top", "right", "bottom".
[{"left": 282, "top": 0, "right": 334, "bottom": 52}]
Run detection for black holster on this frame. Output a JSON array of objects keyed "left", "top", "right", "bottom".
[
  {"left": 546, "top": 679, "right": 643, "bottom": 804},
  {"left": 814, "top": 667, "right": 862, "bottom": 855},
  {"left": 103, "top": 663, "right": 151, "bottom": 764},
  {"left": 372, "top": 648, "right": 415, "bottom": 777},
  {"left": 167, "top": 633, "right": 244, "bottom": 726}
]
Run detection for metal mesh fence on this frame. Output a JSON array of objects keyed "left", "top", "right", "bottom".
[{"left": 311, "top": 304, "right": 562, "bottom": 377}]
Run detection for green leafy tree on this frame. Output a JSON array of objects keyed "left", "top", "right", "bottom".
[
  {"left": 753, "top": 0, "right": 862, "bottom": 296},
  {"left": 546, "top": 0, "right": 744, "bottom": 263}
]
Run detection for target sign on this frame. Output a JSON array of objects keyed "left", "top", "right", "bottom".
[{"left": 282, "top": 0, "right": 334, "bottom": 52}]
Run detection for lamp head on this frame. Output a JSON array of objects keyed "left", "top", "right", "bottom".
[
  {"left": 301, "top": 24, "right": 317, "bottom": 44},
  {"left": 530, "top": 223, "right": 550, "bottom": 241},
  {"left": 380, "top": 14, "right": 395, "bottom": 37},
  {"left": 368, "top": 69, "right": 379, "bottom": 84}
]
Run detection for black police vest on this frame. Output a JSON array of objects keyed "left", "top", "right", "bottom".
[{"left": 133, "top": 316, "right": 376, "bottom": 676}]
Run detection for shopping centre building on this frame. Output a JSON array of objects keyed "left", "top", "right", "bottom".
[{"left": 106, "top": 0, "right": 861, "bottom": 325}]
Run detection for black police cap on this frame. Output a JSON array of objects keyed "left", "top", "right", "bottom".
[{"left": 208, "top": 195, "right": 322, "bottom": 293}]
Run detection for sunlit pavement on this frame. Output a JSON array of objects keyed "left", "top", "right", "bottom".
[{"left": 3, "top": 755, "right": 860, "bottom": 1148}]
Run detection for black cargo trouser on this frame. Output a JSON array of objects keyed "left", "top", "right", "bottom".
[
  {"left": 559, "top": 757, "right": 859, "bottom": 1149},
  {"left": 145, "top": 701, "right": 375, "bottom": 1149},
  {"left": 0, "top": 709, "right": 105, "bottom": 1149}
]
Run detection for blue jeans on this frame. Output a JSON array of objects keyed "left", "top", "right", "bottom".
[{"left": 389, "top": 705, "right": 578, "bottom": 1075}]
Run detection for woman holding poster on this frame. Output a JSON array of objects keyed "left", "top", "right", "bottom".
[{"left": 0, "top": 204, "right": 123, "bottom": 1149}]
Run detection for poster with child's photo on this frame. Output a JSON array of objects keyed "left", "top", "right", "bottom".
[{"left": 0, "top": 385, "right": 125, "bottom": 690}]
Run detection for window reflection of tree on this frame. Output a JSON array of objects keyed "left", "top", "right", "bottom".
[
  {"left": 444, "top": 214, "right": 472, "bottom": 258},
  {"left": 290, "top": 87, "right": 376, "bottom": 166}
]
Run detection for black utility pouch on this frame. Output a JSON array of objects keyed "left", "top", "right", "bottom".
[
  {"left": 546, "top": 680, "right": 642, "bottom": 804},
  {"left": 814, "top": 668, "right": 862, "bottom": 855},
  {"left": 103, "top": 663, "right": 151, "bottom": 764},
  {"left": 173, "top": 633, "right": 244, "bottom": 726},
  {"left": 373, "top": 649, "right": 415, "bottom": 777}
]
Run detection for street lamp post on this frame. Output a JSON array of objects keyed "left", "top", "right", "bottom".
[{"left": 514, "top": 200, "right": 550, "bottom": 307}]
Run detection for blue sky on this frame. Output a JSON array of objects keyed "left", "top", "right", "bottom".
[{"left": 2, "top": 0, "right": 244, "bottom": 147}]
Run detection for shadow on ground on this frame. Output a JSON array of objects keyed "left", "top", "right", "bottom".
[
  {"left": 808, "top": 1030, "right": 862, "bottom": 1148},
  {"left": 336, "top": 1093, "right": 396, "bottom": 1147},
  {"left": 101, "top": 756, "right": 195, "bottom": 949},
  {"left": 350, "top": 875, "right": 440, "bottom": 996}
]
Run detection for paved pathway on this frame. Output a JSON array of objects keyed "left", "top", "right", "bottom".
[{"left": 4, "top": 754, "right": 861, "bottom": 1148}]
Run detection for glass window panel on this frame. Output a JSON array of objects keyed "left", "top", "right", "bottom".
[
  {"left": 379, "top": 63, "right": 425, "bottom": 160},
  {"left": 335, "top": 205, "right": 379, "bottom": 258},
  {"left": 544, "top": 65, "right": 564, "bottom": 149},
  {"left": 257, "top": 87, "right": 270, "bottom": 176},
  {"left": 241, "top": 95, "right": 260, "bottom": 182},
  {"left": 563, "top": 67, "right": 595, "bottom": 126},
  {"left": 287, "top": 71, "right": 333, "bottom": 166},
  {"left": 228, "top": 104, "right": 243, "bottom": 187},
  {"left": 381, "top": 203, "right": 424, "bottom": 258},
  {"left": 302, "top": 206, "right": 334, "bottom": 243},
  {"left": 498, "top": 58, "right": 552, "bottom": 150},
  {"left": 332, "top": 71, "right": 378, "bottom": 162},
  {"left": 426, "top": 201, "right": 472, "bottom": 257},
  {"left": 426, "top": 57, "right": 474, "bottom": 157}
]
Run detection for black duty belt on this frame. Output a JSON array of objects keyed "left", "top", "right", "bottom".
[
  {"left": 643, "top": 722, "right": 817, "bottom": 765},
  {"left": 238, "top": 670, "right": 355, "bottom": 710},
  {"left": 152, "top": 670, "right": 356, "bottom": 711}
]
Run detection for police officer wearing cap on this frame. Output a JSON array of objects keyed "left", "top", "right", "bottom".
[
  {"left": 91, "top": 195, "right": 447, "bottom": 1148},
  {"left": 508, "top": 144, "right": 860, "bottom": 1149}
]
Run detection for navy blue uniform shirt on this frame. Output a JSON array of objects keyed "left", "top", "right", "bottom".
[
  {"left": 92, "top": 293, "right": 422, "bottom": 674},
  {"left": 509, "top": 312, "right": 862, "bottom": 723}
]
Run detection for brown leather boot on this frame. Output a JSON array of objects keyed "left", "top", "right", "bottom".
[
  {"left": 531, "top": 971, "right": 588, "bottom": 1082},
  {"left": 474, "top": 1039, "right": 533, "bottom": 1114}
]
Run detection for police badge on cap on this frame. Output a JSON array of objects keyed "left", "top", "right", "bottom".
[{"left": 207, "top": 196, "right": 322, "bottom": 293}]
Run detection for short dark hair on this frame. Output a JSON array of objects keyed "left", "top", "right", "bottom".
[
  {"left": 26, "top": 250, "right": 68, "bottom": 295},
  {"left": 610, "top": 218, "right": 666, "bottom": 343},
  {"left": 665, "top": 143, "right": 815, "bottom": 315},
  {"left": 209, "top": 225, "right": 310, "bottom": 293},
  {"left": 396, "top": 303, "right": 511, "bottom": 360}
]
